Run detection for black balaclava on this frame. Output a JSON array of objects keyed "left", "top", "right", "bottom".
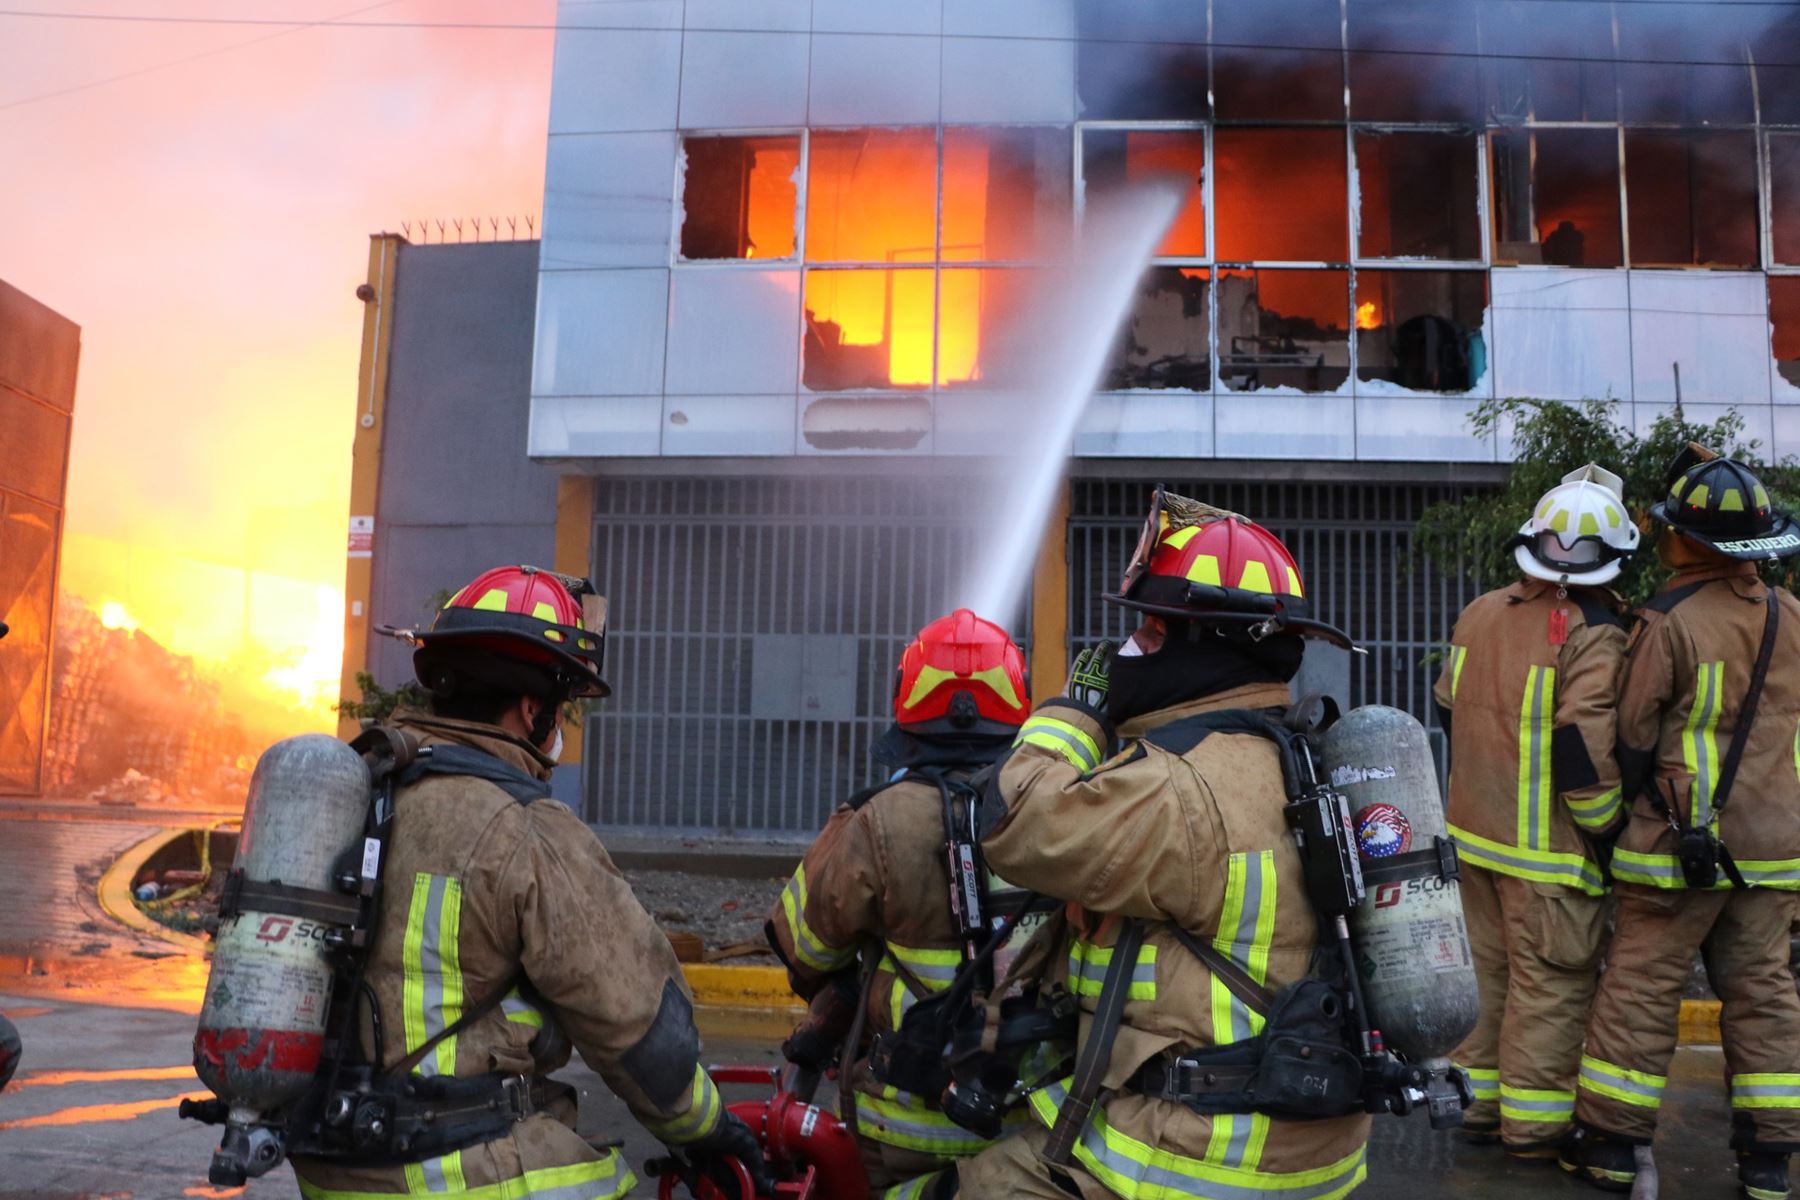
[{"left": 1105, "top": 622, "right": 1304, "bottom": 725}]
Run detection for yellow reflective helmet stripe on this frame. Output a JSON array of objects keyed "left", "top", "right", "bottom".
[
  {"left": 1719, "top": 488, "right": 1746, "bottom": 513},
  {"left": 1187, "top": 554, "right": 1222, "bottom": 586},
  {"left": 1163, "top": 525, "right": 1202, "bottom": 551},
  {"left": 531, "top": 600, "right": 559, "bottom": 622},
  {"left": 1236, "top": 560, "right": 1273, "bottom": 595},
  {"left": 902, "top": 663, "right": 1021, "bottom": 711},
  {"left": 1688, "top": 483, "right": 1710, "bottom": 507},
  {"left": 471, "top": 588, "right": 511, "bottom": 612}
]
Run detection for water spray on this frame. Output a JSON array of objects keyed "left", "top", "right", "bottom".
[{"left": 960, "top": 180, "right": 1186, "bottom": 623}]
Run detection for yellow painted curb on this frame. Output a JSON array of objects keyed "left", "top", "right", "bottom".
[
  {"left": 96, "top": 828, "right": 209, "bottom": 953},
  {"left": 1680, "top": 999, "right": 1721, "bottom": 1046},
  {"left": 682, "top": 963, "right": 804, "bottom": 1012}
]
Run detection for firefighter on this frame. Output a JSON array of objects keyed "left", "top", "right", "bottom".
[
  {"left": 768, "top": 609, "right": 1035, "bottom": 1200},
  {"left": 292, "top": 566, "right": 769, "bottom": 1200},
  {"left": 1565, "top": 451, "right": 1800, "bottom": 1199},
  {"left": 956, "top": 491, "right": 1373, "bottom": 1200},
  {"left": 1432, "top": 463, "right": 1638, "bottom": 1157}
]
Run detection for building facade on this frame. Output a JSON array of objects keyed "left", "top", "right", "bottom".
[
  {"left": 0, "top": 279, "right": 80, "bottom": 795},
  {"left": 348, "top": 0, "right": 1800, "bottom": 837}
]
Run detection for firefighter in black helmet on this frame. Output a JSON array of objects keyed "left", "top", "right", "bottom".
[{"left": 1565, "top": 448, "right": 1800, "bottom": 1199}]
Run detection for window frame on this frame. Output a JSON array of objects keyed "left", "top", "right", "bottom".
[{"left": 670, "top": 128, "right": 809, "bottom": 267}]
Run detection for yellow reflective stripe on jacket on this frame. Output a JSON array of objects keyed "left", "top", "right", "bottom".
[
  {"left": 779, "top": 864, "right": 856, "bottom": 974},
  {"left": 1447, "top": 823, "right": 1605, "bottom": 894},
  {"left": 1017, "top": 712, "right": 1102, "bottom": 773},
  {"left": 1578, "top": 1055, "right": 1666, "bottom": 1109},
  {"left": 644, "top": 1064, "right": 723, "bottom": 1144},
  {"left": 1448, "top": 645, "right": 1468, "bottom": 700},
  {"left": 1458, "top": 1065, "right": 1499, "bottom": 1102},
  {"left": 1203, "top": 1113, "right": 1270, "bottom": 1174},
  {"left": 403, "top": 873, "right": 466, "bottom": 1078},
  {"left": 882, "top": 1169, "right": 948, "bottom": 1200},
  {"left": 1028, "top": 1079, "right": 1368, "bottom": 1200},
  {"left": 299, "top": 1152, "right": 634, "bottom": 1200},
  {"left": 406, "top": 1150, "right": 467, "bottom": 1194},
  {"left": 1067, "top": 940, "right": 1158, "bottom": 1001},
  {"left": 1517, "top": 666, "right": 1556, "bottom": 853},
  {"left": 1610, "top": 849, "right": 1800, "bottom": 890},
  {"left": 1733, "top": 1073, "right": 1800, "bottom": 1109},
  {"left": 1565, "top": 788, "right": 1623, "bottom": 833},
  {"left": 1210, "top": 851, "right": 1277, "bottom": 1045},
  {"left": 1683, "top": 661, "right": 1725, "bottom": 827},
  {"left": 858, "top": 1084, "right": 1013, "bottom": 1155},
  {"left": 884, "top": 942, "right": 959, "bottom": 1027},
  {"left": 501, "top": 988, "right": 545, "bottom": 1030},
  {"left": 1499, "top": 1084, "right": 1575, "bottom": 1124}
]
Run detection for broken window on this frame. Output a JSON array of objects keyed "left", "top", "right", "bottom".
[
  {"left": 805, "top": 129, "right": 938, "bottom": 264},
  {"left": 1354, "top": 270, "right": 1488, "bottom": 392},
  {"left": 1075, "top": 2, "right": 1209, "bottom": 120},
  {"left": 942, "top": 128, "right": 1071, "bottom": 263},
  {"left": 1217, "top": 269, "right": 1349, "bottom": 393},
  {"left": 1479, "top": 0, "right": 1617, "bottom": 123},
  {"left": 1355, "top": 132, "right": 1480, "bottom": 261},
  {"left": 1773, "top": 136, "right": 1800, "bottom": 266},
  {"left": 1616, "top": 2, "right": 1755, "bottom": 125},
  {"left": 1104, "top": 268, "right": 1212, "bottom": 391},
  {"left": 1773, "top": 277, "right": 1800, "bottom": 393},
  {"left": 679, "top": 135, "right": 800, "bottom": 261},
  {"left": 1490, "top": 128, "right": 1623, "bottom": 267},
  {"left": 1082, "top": 131, "right": 1206, "bottom": 258},
  {"left": 1347, "top": 0, "right": 1480, "bottom": 123},
  {"left": 1624, "top": 131, "right": 1759, "bottom": 268},
  {"left": 802, "top": 268, "right": 935, "bottom": 390},
  {"left": 1214, "top": 129, "right": 1348, "bottom": 264},
  {"left": 938, "top": 268, "right": 1044, "bottom": 387},
  {"left": 1213, "top": 0, "right": 1344, "bottom": 121}
]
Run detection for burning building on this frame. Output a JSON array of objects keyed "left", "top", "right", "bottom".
[
  {"left": 0, "top": 279, "right": 78, "bottom": 796},
  {"left": 344, "top": 0, "right": 1800, "bottom": 837}
]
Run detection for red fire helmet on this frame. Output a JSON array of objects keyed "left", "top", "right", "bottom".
[
  {"left": 413, "top": 565, "right": 610, "bottom": 699},
  {"left": 893, "top": 609, "right": 1028, "bottom": 737},
  {"left": 1105, "top": 489, "right": 1353, "bottom": 649}
]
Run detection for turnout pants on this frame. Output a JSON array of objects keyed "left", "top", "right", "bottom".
[
  {"left": 955, "top": 1125, "right": 1100, "bottom": 1200},
  {"left": 1452, "top": 864, "right": 1609, "bottom": 1146},
  {"left": 1576, "top": 883, "right": 1800, "bottom": 1151}
]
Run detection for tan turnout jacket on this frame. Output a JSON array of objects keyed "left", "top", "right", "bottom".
[
  {"left": 291, "top": 711, "right": 720, "bottom": 1200},
  {"left": 770, "top": 768, "right": 1031, "bottom": 1161},
  {"left": 1610, "top": 563, "right": 1800, "bottom": 889},
  {"left": 982, "top": 685, "right": 1371, "bottom": 1200},
  {"left": 1433, "top": 580, "right": 1629, "bottom": 895}
]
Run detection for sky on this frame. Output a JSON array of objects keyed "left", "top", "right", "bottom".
[{"left": 0, "top": 0, "right": 557, "bottom": 722}]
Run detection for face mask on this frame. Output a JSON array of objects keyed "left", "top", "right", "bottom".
[
  {"left": 1116, "top": 634, "right": 1147, "bottom": 658},
  {"left": 546, "top": 725, "right": 564, "bottom": 761}
]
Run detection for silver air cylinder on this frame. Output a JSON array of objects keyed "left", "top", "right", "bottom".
[
  {"left": 193, "top": 734, "right": 370, "bottom": 1181},
  {"left": 1322, "top": 706, "right": 1479, "bottom": 1063}
]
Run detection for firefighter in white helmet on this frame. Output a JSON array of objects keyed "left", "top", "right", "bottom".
[{"left": 1432, "top": 464, "right": 1638, "bottom": 1158}]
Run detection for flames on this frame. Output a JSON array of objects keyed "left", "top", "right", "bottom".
[
  {"left": 60, "top": 533, "right": 343, "bottom": 730},
  {"left": 1356, "top": 300, "right": 1381, "bottom": 330}
]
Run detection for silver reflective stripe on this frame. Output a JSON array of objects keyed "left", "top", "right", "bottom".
[
  {"left": 420, "top": 1155, "right": 451, "bottom": 1193},
  {"left": 1740, "top": 863, "right": 1800, "bottom": 885},
  {"left": 1580, "top": 1058, "right": 1665, "bottom": 1103},
  {"left": 1220, "top": 1114, "right": 1255, "bottom": 1169},
  {"left": 1065, "top": 1104, "right": 1363, "bottom": 1200},
  {"left": 1502, "top": 1096, "right": 1574, "bottom": 1115},
  {"left": 532, "top": 1177, "right": 624, "bottom": 1200},
  {"left": 1734, "top": 1083, "right": 1800, "bottom": 1102},
  {"left": 1525, "top": 667, "right": 1549, "bottom": 852},
  {"left": 863, "top": 1103, "right": 991, "bottom": 1149},
  {"left": 1693, "top": 663, "right": 1721, "bottom": 827},
  {"left": 888, "top": 950, "right": 959, "bottom": 988},
  {"left": 419, "top": 875, "right": 451, "bottom": 1078},
  {"left": 1021, "top": 721, "right": 1099, "bottom": 771}
]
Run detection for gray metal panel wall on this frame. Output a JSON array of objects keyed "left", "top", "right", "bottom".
[
  {"left": 1066, "top": 479, "right": 1488, "bottom": 772},
  {"left": 583, "top": 475, "right": 1004, "bottom": 836},
  {"left": 365, "top": 241, "right": 558, "bottom": 687}
]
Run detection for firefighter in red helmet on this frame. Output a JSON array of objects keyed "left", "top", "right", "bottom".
[
  {"left": 957, "top": 490, "right": 1373, "bottom": 1200},
  {"left": 768, "top": 609, "right": 1046, "bottom": 1200},
  {"left": 292, "top": 565, "right": 771, "bottom": 1200}
]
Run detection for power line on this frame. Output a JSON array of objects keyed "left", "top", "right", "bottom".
[{"left": 0, "top": 0, "right": 403, "bottom": 113}]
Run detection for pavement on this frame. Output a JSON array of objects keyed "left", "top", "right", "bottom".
[{"left": 0, "top": 807, "right": 1769, "bottom": 1199}]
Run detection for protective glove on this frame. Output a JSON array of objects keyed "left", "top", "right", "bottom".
[
  {"left": 1065, "top": 641, "right": 1116, "bottom": 711},
  {"left": 681, "top": 1110, "right": 776, "bottom": 1198}
]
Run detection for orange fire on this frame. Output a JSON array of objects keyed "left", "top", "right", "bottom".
[
  {"left": 98, "top": 601, "right": 138, "bottom": 632},
  {"left": 1356, "top": 300, "right": 1381, "bottom": 330}
]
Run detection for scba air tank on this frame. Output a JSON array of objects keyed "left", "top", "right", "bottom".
[
  {"left": 1322, "top": 706, "right": 1479, "bottom": 1063},
  {"left": 194, "top": 734, "right": 370, "bottom": 1177}
]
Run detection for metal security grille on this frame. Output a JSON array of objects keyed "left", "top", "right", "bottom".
[
  {"left": 1067, "top": 479, "right": 1489, "bottom": 770},
  {"left": 584, "top": 476, "right": 1011, "bottom": 836}
]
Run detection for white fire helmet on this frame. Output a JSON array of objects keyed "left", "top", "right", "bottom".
[{"left": 1512, "top": 463, "right": 1639, "bottom": 587}]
